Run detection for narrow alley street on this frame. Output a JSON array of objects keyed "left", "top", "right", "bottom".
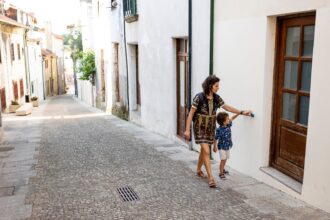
[{"left": 0, "top": 95, "right": 329, "bottom": 219}]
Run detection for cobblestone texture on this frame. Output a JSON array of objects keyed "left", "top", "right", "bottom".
[{"left": 2, "top": 95, "right": 330, "bottom": 220}]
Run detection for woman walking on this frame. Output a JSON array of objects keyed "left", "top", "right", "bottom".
[{"left": 184, "top": 75, "right": 251, "bottom": 187}]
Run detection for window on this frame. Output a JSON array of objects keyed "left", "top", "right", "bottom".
[
  {"left": 10, "top": 43, "right": 15, "bottom": 61},
  {"left": 45, "top": 60, "right": 48, "bottom": 68},
  {"left": 123, "top": 0, "right": 138, "bottom": 22},
  {"left": 97, "top": 1, "right": 100, "bottom": 16},
  {"left": 17, "top": 44, "right": 21, "bottom": 60},
  {"left": 31, "top": 82, "right": 34, "bottom": 94}
]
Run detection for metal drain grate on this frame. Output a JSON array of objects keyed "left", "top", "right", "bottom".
[{"left": 117, "top": 186, "right": 139, "bottom": 202}]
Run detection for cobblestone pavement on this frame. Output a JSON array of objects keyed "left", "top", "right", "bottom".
[{"left": 1, "top": 95, "right": 330, "bottom": 220}]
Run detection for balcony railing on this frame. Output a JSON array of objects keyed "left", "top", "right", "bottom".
[{"left": 123, "top": 0, "right": 138, "bottom": 23}]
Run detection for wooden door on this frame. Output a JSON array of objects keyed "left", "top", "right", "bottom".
[
  {"left": 136, "top": 45, "right": 141, "bottom": 106},
  {"left": 177, "top": 39, "right": 188, "bottom": 139},
  {"left": 1, "top": 88, "right": 6, "bottom": 112},
  {"left": 100, "top": 49, "right": 105, "bottom": 102},
  {"left": 271, "top": 14, "right": 315, "bottom": 182},
  {"left": 13, "top": 81, "right": 18, "bottom": 100},
  {"left": 113, "top": 43, "right": 120, "bottom": 102}
]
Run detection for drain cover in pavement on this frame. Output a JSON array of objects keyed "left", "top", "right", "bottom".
[
  {"left": 0, "top": 187, "right": 15, "bottom": 197},
  {"left": 0, "top": 147, "right": 14, "bottom": 152},
  {"left": 117, "top": 186, "right": 139, "bottom": 202}
]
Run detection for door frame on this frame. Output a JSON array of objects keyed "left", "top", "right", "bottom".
[
  {"left": 270, "top": 12, "right": 316, "bottom": 182},
  {"left": 176, "top": 38, "right": 188, "bottom": 140}
]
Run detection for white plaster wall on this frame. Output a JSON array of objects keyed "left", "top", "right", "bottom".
[
  {"left": 80, "top": 0, "right": 94, "bottom": 51},
  {"left": 122, "top": 0, "right": 188, "bottom": 138},
  {"left": 301, "top": 8, "right": 330, "bottom": 212},
  {"left": 77, "top": 79, "right": 93, "bottom": 106},
  {"left": 27, "top": 43, "right": 44, "bottom": 100},
  {"left": 91, "top": 0, "right": 113, "bottom": 110},
  {"left": 213, "top": 16, "right": 267, "bottom": 178},
  {"left": 214, "top": 0, "right": 330, "bottom": 213},
  {"left": 191, "top": 0, "right": 211, "bottom": 98},
  {"left": 3, "top": 31, "right": 26, "bottom": 104}
]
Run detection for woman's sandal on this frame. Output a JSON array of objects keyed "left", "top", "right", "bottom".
[
  {"left": 196, "top": 170, "right": 207, "bottom": 178},
  {"left": 208, "top": 179, "right": 217, "bottom": 188},
  {"left": 223, "top": 169, "right": 229, "bottom": 174},
  {"left": 219, "top": 173, "right": 226, "bottom": 180}
]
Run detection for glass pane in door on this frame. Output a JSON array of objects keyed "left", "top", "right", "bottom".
[
  {"left": 286, "top": 27, "right": 300, "bottom": 56},
  {"left": 284, "top": 61, "right": 298, "bottom": 90},
  {"left": 282, "top": 93, "right": 296, "bottom": 121},
  {"left": 180, "top": 60, "right": 185, "bottom": 107},
  {"left": 301, "top": 62, "right": 312, "bottom": 92},
  {"left": 299, "top": 96, "right": 310, "bottom": 126},
  {"left": 303, "top": 25, "right": 315, "bottom": 56}
]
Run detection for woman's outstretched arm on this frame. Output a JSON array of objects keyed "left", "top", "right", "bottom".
[{"left": 222, "top": 104, "right": 252, "bottom": 116}]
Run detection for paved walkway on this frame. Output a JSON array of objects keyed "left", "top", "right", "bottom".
[{"left": 0, "top": 95, "right": 329, "bottom": 219}]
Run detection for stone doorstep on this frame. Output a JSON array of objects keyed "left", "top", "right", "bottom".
[{"left": 260, "top": 166, "right": 302, "bottom": 194}]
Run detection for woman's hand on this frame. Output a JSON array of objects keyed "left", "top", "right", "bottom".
[
  {"left": 184, "top": 130, "right": 191, "bottom": 140},
  {"left": 242, "top": 110, "right": 252, "bottom": 116}
]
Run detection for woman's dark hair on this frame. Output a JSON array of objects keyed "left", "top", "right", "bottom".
[
  {"left": 202, "top": 75, "right": 220, "bottom": 95},
  {"left": 217, "top": 112, "right": 229, "bottom": 126}
]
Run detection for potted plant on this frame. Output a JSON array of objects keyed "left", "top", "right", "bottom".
[
  {"left": 9, "top": 100, "right": 20, "bottom": 113},
  {"left": 31, "top": 96, "right": 39, "bottom": 107}
]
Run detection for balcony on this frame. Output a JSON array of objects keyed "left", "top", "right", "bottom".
[{"left": 123, "top": 0, "right": 138, "bottom": 23}]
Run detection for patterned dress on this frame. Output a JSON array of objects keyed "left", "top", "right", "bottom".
[{"left": 192, "top": 92, "right": 225, "bottom": 144}]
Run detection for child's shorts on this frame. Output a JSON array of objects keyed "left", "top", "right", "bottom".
[{"left": 219, "top": 149, "right": 230, "bottom": 160}]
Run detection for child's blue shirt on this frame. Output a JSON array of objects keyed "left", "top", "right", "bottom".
[{"left": 215, "top": 121, "right": 233, "bottom": 150}]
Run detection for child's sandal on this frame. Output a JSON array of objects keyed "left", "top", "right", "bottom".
[{"left": 219, "top": 173, "right": 226, "bottom": 180}]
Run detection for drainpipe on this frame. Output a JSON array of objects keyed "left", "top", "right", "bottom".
[
  {"left": 123, "top": 4, "right": 130, "bottom": 119},
  {"left": 209, "top": 0, "right": 214, "bottom": 76},
  {"left": 209, "top": 0, "right": 215, "bottom": 159},
  {"left": 23, "top": 29, "right": 31, "bottom": 102},
  {"left": 41, "top": 59, "right": 46, "bottom": 100},
  {"left": 188, "top": 0, "right": 193, "bottom": 150}
]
